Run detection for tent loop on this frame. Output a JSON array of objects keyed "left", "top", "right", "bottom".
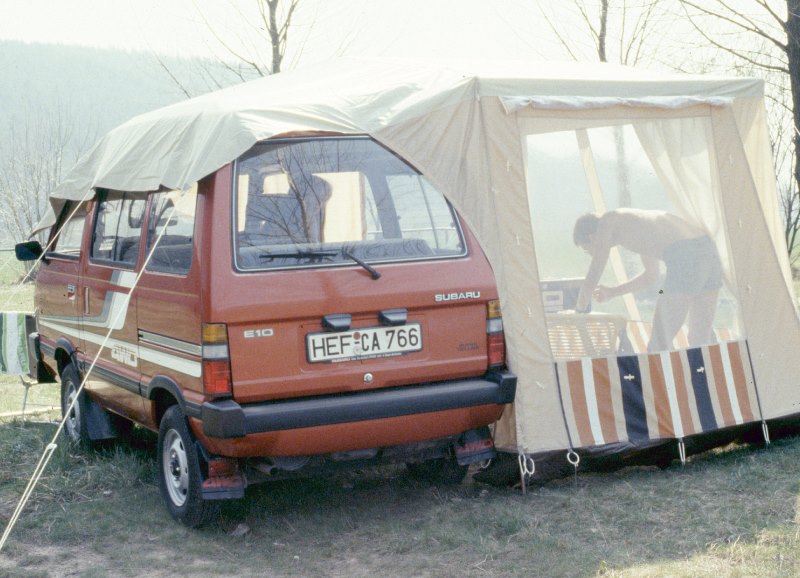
[
  {"left": 517, "top": 453, "right": 535, "bottom": 495},
  {"left": 566, "top": 450, "right": 581, "bottom": 488},
  {"left": 566, "top": 449, "right": 580, "bottom": 467},
  {"left": 678, "top": 439, "right": 687, "bottom": 466},
  {"left": 761, "top": 421, "right": 771, "bottom": 446}
]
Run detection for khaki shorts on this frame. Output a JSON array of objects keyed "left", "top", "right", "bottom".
[{"left": 662, "top": 236, "right": 723, "bottom": 294}]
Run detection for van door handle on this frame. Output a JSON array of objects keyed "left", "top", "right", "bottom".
[{"left": 84, "top": 287, "right": 90, "bottom": 315}]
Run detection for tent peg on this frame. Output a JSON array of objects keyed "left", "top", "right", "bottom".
[
  {"left": 761, "top": 421, "right": 771, "bottom": 446},
  {"left": 517, "top": 453, "right": 535, "bottom": 495},
  {"left": 678, "top": 439, "right": 686, "bottom": 466}
]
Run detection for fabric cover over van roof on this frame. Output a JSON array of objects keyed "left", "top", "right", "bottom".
[{"left": 45, "top": 57, "right": 799, "bottom": 458}]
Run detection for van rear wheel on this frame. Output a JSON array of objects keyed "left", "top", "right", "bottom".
[{"left": 157, "top": 405, "right": 217, "bottom": 527}]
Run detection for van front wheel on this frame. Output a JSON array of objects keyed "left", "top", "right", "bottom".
[
  {"left": 60, "top": 363, "right": 91, "bottom": 447},
  {"left": 157, "top": 405, "right": 217, "bottom": 527}
]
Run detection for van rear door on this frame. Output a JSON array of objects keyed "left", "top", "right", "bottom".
[{"left": 225, "top": 136, "right": 496, "bottom": 403}]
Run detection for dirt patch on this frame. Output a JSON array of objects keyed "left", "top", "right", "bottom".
[{"left": 0, "top": 544, "right": 106, "bottom": 578}]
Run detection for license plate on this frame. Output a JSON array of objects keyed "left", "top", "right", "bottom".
[{"left": 306, "top": 323, "right": 422, "bottom": 363}]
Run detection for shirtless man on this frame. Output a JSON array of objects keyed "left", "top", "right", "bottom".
[{"left": 573, "top": 208, "right": 722, "bottom": 351}]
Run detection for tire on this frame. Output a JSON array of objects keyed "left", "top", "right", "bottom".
[
  {"left": 60, "top": 363, "right": 91, "bottom": 447},
  {"left": 157, "top": 405, "right": 217, "bottom": 527},
  {"left": 407, "top": 450, "right": 469, "bottom": 485}
]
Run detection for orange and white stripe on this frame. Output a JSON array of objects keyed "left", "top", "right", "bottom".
[{"left": 555, "top": 340, "right": 760, "bottom": 449}]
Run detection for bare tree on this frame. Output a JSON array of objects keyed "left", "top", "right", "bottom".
[
  {"left": 538, "top": 0, "right": 671, "bottom": 66},
  {"left": 157, "top": 0, "right": 304, "bottom": 98},
  {"left": 679, "top": 0, "right": 800, "bottom": 262},
  {"left": 0, "top": 105, "right": 93, "bottom": 245},
  {"left": 538, "top": 1, "right": 674, "bottom": 208},
  {"left": 197, "top": 0, "right": 301, "bottom": 77}
]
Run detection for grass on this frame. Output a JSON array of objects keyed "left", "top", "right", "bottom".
[
  {"left": 1, "top": 422, "right": 800, "bottom": 577},
  {"left": 0, "top": 377, "right": 58, "bottom": 419},
  {"left": 1, "top": 253, "right": 800, "bottom": 576},
  {"left": 0, "top": 251, "right": 33, "bottom": 313}
]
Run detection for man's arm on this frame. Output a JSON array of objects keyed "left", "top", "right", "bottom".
[
  {"left": 594, "top": 254, "right": 660, "bottom": 302},
  {"left": 575, "top": 222, "right": 613, "bottom": 311}
]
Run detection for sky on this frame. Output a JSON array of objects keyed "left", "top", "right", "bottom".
[
  {"left": 0, "top": 0, "right": 785, "bottom": 150},
  {"left": 0, "top": 0, "right": 782, "bottom": 78},
  {"left": 0, "top": 0, "right": 579, "bottom": 66},
  {"left": 0, "top": 0, "right": 242, "bottom": 57}
]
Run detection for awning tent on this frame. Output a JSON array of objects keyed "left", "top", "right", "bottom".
[{"left": 43, "top": 57, "right": 800, "bottom": 465}]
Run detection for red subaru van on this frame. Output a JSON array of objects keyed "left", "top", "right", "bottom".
[{"left": 18, "top": 135, "right": 515, "bottom": 526}]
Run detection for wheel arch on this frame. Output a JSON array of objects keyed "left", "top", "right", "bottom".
[
  {"left": 145, "top": 375, "right": 190, "bottom": 427},
  {"left": 54, "top": 336, "right": 79, "bottom": 376}
]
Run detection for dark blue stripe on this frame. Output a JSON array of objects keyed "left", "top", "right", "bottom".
[
  {"left": 687, "top": 347, "right": 717, "bottom": 431},
  {"left": 617, "top": 355, "right": 649, "bottom": 442}
]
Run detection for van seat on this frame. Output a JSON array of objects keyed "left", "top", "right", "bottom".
[
  {"left": 367, "top": 238, "right": 434, "bottom": 258},
  {"left": 118, "top": 238, "right": 140, "bottom": 264},
  {"left": 147, "top": 237, "right": 193, "bottom": 273}
]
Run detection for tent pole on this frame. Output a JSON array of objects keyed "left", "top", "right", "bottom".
[
  {"left": 553, "top": 363, "right": 581, "bottom": 488},
  {"left": 576, "top": 129, "right": 648, "bottom": 351},
  {"left": 744, "top": 340, "right": 770, "bottom": 447}
]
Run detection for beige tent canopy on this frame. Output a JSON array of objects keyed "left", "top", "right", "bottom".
[{"left": 45, "top": 57, "right": 800, "bottom": 463}]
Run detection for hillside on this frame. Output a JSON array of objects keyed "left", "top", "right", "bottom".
[
  {"left": 0, "top": 41, "right": 248, "bottom": 244},
  {"left": 4, "top": 42, "right": 171, "bottom": 142}
]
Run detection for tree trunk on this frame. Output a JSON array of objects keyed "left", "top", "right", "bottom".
[
  {"left": 598, "top": 0, "right": 608, "bottom": 62},
  {"left": 268, "top": 0, "right": 282, "bottom": 74},
  {"left": 787, "top": 0, "right": 800, "bottom": 250}
]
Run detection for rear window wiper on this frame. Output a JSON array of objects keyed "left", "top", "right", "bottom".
[
  {"left": 342, "top": 249, "right": 381, "bottom": 280},
  {"left": 258, "top": 248, "right": 381, "bottom": 280},
  {"left": 259, "top": 249, "right": 338, "bottom": 261}
]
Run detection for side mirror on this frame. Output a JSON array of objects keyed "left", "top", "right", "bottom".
[{"left": 15, "top": 240, "right": 44, "bottom": 262}]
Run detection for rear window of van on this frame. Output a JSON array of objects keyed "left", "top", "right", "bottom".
[{"left": 233, "top": 136, "right": 466, "bottom": 271}]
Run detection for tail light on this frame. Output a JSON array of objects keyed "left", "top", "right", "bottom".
[
  {"left": 486, "top": 299, "right": 506, "bottom": 368},
  {"left": 202, "top": 323, "right": 232, "bottom": 397}
]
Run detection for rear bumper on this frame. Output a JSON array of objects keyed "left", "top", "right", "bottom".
[{"left": 201, "top": 370, "right": 516, "bottom": 439}]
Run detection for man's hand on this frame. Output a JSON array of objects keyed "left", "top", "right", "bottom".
[{"left": 592, "top": 285, "right": 613, "bottom": 303}]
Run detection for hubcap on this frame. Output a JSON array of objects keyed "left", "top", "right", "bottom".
[
  {"left": 162, "top": 429, "right": 189, "bottom": 507},
  {"left": 64, "top": 382, "right": 80, "bottom": 440}
]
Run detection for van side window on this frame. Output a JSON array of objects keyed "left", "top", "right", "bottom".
[
  {"left": 51, "top": 202, "right": 87, "bottom": 257},
  {"left": 90, "top": 190, "right": 147, "bottom": 267},
  {"left": 145, "top": 185, "right": 198, "bottom": 275}
]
